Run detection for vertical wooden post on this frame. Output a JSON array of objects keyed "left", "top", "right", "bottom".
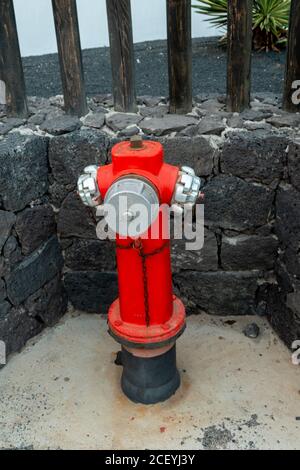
[
  {"left": 283, "top": 0, "right": 300, "bottom": 112},
  {"left": 167, "top": 0, "right": 192, "bottom": 114},
  {"left": 227, "top": 0, "right": 253, "bottom": 112},
  {"left": 52, "top": 0, "right": 87, "bottom": 116},
  {"left": 0, "top": 0, "right": 28, "bottom": 117},
  {"left": 106, "top": 0, "right": 136, "bottom": 113}
]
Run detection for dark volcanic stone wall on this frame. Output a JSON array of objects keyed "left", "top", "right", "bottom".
[
  {"left": 0, "top": 134, "right": 67, "bottom": 357},
  {"left": 267, "top": 139, "right": 300, "bottom": 347},
  {"left": 1, "top": 93, "right": 299, "bottom": 356},
  {"left": 171, "top": 131, "right": 284, "bottom": 317}
]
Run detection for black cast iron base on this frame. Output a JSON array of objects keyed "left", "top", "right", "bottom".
[{"left": 120, "top": 345, "right": 180, "bottom": 405}]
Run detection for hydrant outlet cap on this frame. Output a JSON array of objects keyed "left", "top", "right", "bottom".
[{"left": 104, "top": 177, "right": 159, "bottom": 237}]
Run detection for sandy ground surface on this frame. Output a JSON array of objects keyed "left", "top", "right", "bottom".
[
  {"left": 0, "top": 311, "right": 299, "bottom": 450},
  {"left": 22, "top": 38, "right": 286, "bottom": 98}
]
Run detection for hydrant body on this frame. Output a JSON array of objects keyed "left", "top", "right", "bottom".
[
  {"left": 98, "top": 141, "right": 185, "bottom": 349},
  {"left": 78, "top": 137, "right": 201, "bottom": 404}
]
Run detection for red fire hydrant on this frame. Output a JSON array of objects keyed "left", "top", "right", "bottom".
[{"left": 78, "top": 136, "right": 201, "bottom": 404}]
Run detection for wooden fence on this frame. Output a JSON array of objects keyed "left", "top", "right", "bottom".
[{"left": 0, "top": 0, "right": 299, "bottom": 118}]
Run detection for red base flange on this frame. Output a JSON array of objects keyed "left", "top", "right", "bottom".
[{"left": 108, "top": 296, "right": 186, "bottom": 348}]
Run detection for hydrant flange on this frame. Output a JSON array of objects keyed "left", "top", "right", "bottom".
[{"left": 108, "top": 295, "right": 186, "bottom": 348}]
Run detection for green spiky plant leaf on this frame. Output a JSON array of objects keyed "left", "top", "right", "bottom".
[{"left": 192, "top": 0, "right": 291, "bottom": 51}]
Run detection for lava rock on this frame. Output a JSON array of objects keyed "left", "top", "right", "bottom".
[
  {"left": 0, "top": 257, "right": 8, "bottom": 278},
  {"left": 44, "top": 109, "right": 64, "bottom": 121},
  {"left": 275, "top": 184, "right": 300, "bottom": 249},
  {"left": 222, "top": 234, "right": 278, "bottom": 271},
  {"left": 243, "top": 121, "right": 272, "bottom": 131},
  {"left": 15, "top": 205, "right": 56, "bottom": 255},
  {"left": 197, "top": 117, "right": 225, "bottom": 136},
  {"left": 0, "top": 300, "right": 11, "bottom": 317},
  {"left": 28, "top": 112, "right": 46, "bottom": 126},
  {"left": 40, "top": 115, "right": 81, "bottom": 135},
  {"left": 286, "top": 282, "right": 300, "bottom": 318},
  {"left": 267, "top": 113, "right": 300, "bottom": 128},
  {"left": 0, "top": 211, "right": 16, "bottom": 252},
  {"left": 193, "top": 107, "right": 206, "bottom": 119},
  {"left": 57, "top": 192, "right": 97, "bottom": 239},
  {"left": 267, "top": 286, "right": 300, "bottom": 348},
  {"left": 3, "top": 236, "right": 20, "bottom": 261},
  {"left": 0, "top": 106, "right": 6, "bottom": 119},
  {"left": 5, "top": 236, "right": 64, "bottom": 306},
  {"left": 64, "top": 239, "right": 116, "bottom": 271},
  {"left": 138, "top": 96, "right": 165, "bottom": 107},
  {"left": 48, "top": 181, "right": 71, "bottom": 208},
  {"left": 243, "top": 322, "right": 260, "bottom": 339},
  {"left": 49, "top": 129, "right": 108, "bottom": 187},
  {"left": 174, "top": 270, "right": 259, "bottom": 316},
  {"left": 171, "top": 228, "right": 218, "bottom": 272},
  {"left": 240, "top": 109, "right": 273, "bottom": 121},
  {"left": 64, "top": 271, "right": 118, "bottom": 313},
  {"left": 194, "top": 93, "right": 217, "bottom": 104},
  {"left": 27, "top": 96, "right": 50, "bottom": 109},
  {"left": 48, "top": 95, "right": 64, "bottom": 107},
  {"left": 140, "top": 115, "right": 197, "bottom": 136},
  {"left": 288, "top": 138, "right": 300, "bottom": 192},
  {"left": 0, "top": 118, "right": 26, "bottom": 136},
  {"left": 93, "top": 94, "right": 113, "bottom": 107},
  {"left": 159, "top": 135, "right": 220, "bottom": 176},
  {"left": 0, "top": 306, "right": 43, "bottom": 356},
  {"left": 221, "top": 131, "right": 287, "bottom": 185},
  {"left": 24, "top": 274, "right": 67, "bottom": 327},
  {"left": 227, "top": 115, "right": 245, "bottom": 128},
  {"left": 139, "top": 105, "right": 168, "bottom": 118},
  {"left": 82, "top": 112, "right": 105, "bottom": 129},
  {"left": 119, "top": 125, "right": 140, "bottom": 137},
  {"left": 252, "top": 93, "right": 280, "bottom": 107},
  {"left": 204, "top": 175, "right": 274, "bottom": 231},
  {"left": 198, "top": 98, "right": 225, "bottom": 114},
  {"left": 105, "top": 113, "right": 142, "bottom": 132},
  {"left": 178, "top": 125, "right": 200, "bottom": 137},
  {"left": 275, "top": 260, "right": 295, "bottom": 294},
  {"left": 281, "top": 246, "right": 300, "bottom": 279},
  {"left": 0, "top": 279, "right": 6, "bottom": 302},
  {"left": 0, "top": 134, "right": 49, "bottom": 212},
  {"left": 87, "top": 98, "right": 109, "bottom": 113},
  {"left": 89, "top": 105, "right": 110, "bottom": 115}
]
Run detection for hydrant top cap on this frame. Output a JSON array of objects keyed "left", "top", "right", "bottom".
[
  {"left": 112, "top": 140, "right": 164, "bottom": 174},
  {"left": 113, "top": 140, "right": 163, "bottom": 157}
]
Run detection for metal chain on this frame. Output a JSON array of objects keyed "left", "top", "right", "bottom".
[{"left": 116, "top": 239, "right": 169, "bottom": 327}]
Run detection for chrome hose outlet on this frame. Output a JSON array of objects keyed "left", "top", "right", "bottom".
[
  {"left": 77, "top": 165, "right": 101, "bottom": 207},
  {"left": 172, "top": 166, "right": 202, "bottom": 209}
]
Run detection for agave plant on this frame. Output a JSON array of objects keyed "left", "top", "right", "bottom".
[{"left": 192, "top": 0, "right": 291, "bottom": 51}]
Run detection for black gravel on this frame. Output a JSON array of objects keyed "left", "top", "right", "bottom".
[{"left": 22, "top": 37, "right": 286, "bottom": 98}]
